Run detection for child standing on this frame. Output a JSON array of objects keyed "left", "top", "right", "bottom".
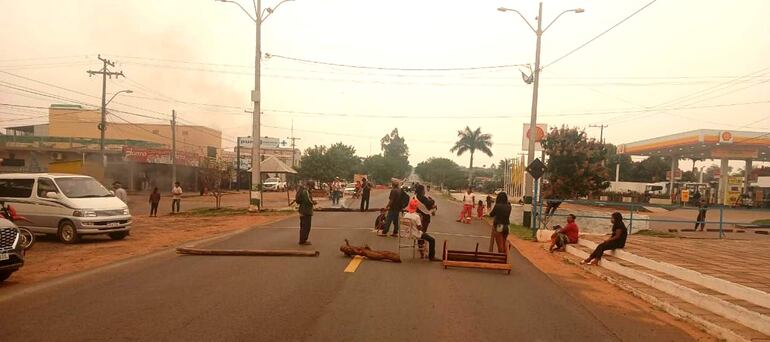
[
  {"left": 477, "top": 200, "right": 485, "bottom": 219},
  {"left": 149, "top": 187, "right": 161, "bottom": 217}
]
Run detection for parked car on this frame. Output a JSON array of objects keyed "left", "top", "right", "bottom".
[
  {"left": 263, "top": 178, "right": 287, "bottom": 192},
  {"left": 343, "top": 183, "right": 357, "bottom": 195},
  {"left": 0, "top": 217, "right": 24, "bottom": 282},
  {"left": 0, "top": 173, "right": 132, "bottom": 244}
]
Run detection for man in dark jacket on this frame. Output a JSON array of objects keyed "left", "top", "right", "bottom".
[
  {"left": 379, "top": 179, "right": 402, "bottom": 237},
  {"left": 360, "top": 177, "right": 372, "bottom": 212},
  {"left": 296, "top": 180, "right": 316, "bottom": 245}
]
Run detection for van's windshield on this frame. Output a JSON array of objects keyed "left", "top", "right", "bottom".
[{"left": 55, "top": 177, "right": 113, "bottom": 198}]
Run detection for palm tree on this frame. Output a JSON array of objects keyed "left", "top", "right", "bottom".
[{"left": 450, "top": 126, "right": 493, "bottom": 186}]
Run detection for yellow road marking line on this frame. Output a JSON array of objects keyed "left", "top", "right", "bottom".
[{"left": 344, "top": 256, "right": 364, "bottom": 273}]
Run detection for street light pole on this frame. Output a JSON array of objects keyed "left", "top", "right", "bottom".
[
  {"left": 498, "top": 3, "right": 584, "bottom": 229},
  {"left": 217, "top": 0, "right": 293, "bottom": 211},
  {"left": 251, "top": 0, "right": 263, "bottom": 212}
]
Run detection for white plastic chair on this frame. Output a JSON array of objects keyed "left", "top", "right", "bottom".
[{"left": 398, "top": 217, "right": 426, "bottom": 259}]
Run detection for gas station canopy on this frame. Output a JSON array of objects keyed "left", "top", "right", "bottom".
[{"left": 618, "top": 129, "right": 770, "bottom": 161}]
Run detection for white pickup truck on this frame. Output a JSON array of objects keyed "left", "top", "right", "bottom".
[{"left": 263, "top": 178, "right": 287, "bottom": 191}]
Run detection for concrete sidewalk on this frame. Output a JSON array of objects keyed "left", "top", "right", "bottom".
[
  {"left": 564, "top": 234, "right": 770, "bottom": 341},
  {"left": 583, "top": 235, "right": 770, "bottom": 294}
]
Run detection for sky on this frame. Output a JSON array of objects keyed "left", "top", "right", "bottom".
[{"left": 1, "top": 0, "right": 769, "bottom": 170}]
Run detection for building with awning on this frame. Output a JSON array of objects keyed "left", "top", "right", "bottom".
[{"left": 618, "top": 129, "right": 770, "bottom": 205}]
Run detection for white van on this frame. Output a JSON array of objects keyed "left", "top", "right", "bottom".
[{"left": 0, "top": 173, "right": 132, "bottom": 243}]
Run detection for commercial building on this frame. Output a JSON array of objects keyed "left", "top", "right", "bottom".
[{"left": 1, "top": 104, "right": 224, "bottom": 192}]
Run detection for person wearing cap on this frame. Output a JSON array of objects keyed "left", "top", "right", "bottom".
[{"left": 403, "top": 198, "right": 438, "bottom": 261}]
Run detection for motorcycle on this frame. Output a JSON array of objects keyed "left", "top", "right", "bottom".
[{"left": 0, "top": 201, "right": 35, "bottom": 250}]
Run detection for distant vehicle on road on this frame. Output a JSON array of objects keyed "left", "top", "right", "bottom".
[
  {"left": 0, "top": 173, "right": 131, "bottom": 244},
  {"left": 343, "top": 183, "right": 357, "bottom": 195},
  {"left": 263, "top": 178, "right": 287, "bottom": 192}
]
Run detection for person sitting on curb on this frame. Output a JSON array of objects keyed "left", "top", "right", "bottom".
[
  {"left": 402, "top": 198, "right": 439, "bottom": 261},
  {"left": 582, "top": 212, "right": 628, "bottom": 265},
  {"left": 549, "top": 214, "right": 579, "bottom": 252}
]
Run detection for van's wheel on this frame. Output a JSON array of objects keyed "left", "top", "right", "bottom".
[
  {"left": 57, "top": 221, "right": 80, "bottom": 244},
  {"left": 109, "top": 231, "right": 129, "bottom": 240},
  {"left": 0, "top": 270, "right": 13, "bottom": 282}
]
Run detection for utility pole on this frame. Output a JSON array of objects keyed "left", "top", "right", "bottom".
[
  {"left": 249, "top": 0, "right": 263, "bottom": 212},
  {"left": 236, "top": 137, "right": 241, "bottom": 190},
  {"left": 590, "top": 124, "right": 608, "bottom": 144},
  {"left": 286, "top": 120, "right": 301, "bottom": 168},
  {"left": 171, "top": 110, "right": 177, "bottom": 188},
  {"left": 87, "top": 54, "right": 124, "bottom": 167}
]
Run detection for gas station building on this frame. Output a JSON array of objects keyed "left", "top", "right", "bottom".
[{"left": 618, "top": 129, "right": 770, "bottom": 205}]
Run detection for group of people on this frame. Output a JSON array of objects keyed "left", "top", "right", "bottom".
[
  {"left": 146, "top": 182, "right": 184, "bottom": 217},
  {"left": 374, "top": 179, "right": 439, "bottom": 260}
]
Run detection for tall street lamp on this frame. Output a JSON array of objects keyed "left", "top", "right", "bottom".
[
  {"left": 217, "top": 0, "right": 294, "bottom": 211},
  {"left": 100, "top": 89, "right": 133, "bottom": 166},
  {"left": 498, "top": 3, "right": 584, "bottom": 230}
]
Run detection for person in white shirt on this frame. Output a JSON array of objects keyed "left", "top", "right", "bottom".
[
  {"left": 456, "top": 187, "right": 475, "bottom": 224},
  {"left": 112, "top": 182, "right": 128, "bottom": 204},
  {"left": 171, "top": 182, "right": 183, "bottom": 213},
  {"left": 403, "top": 198, "right": 438, "bottom": 261}
]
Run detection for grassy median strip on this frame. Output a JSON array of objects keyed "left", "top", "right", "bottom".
[
  {"left": 509, "top": 224, "right": 533, "bottom": 241},
  {"left": 181, "top": 207, "right": 295, "bottom": 217}
]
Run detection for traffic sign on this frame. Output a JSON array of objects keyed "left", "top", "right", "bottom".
[{"left": 526, "top": 158, "right": 546, "bottom": 180}]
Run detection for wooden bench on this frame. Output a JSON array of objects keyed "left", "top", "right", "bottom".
[{"left": 442, "top": 241, "right": 511, "bottom": 274}]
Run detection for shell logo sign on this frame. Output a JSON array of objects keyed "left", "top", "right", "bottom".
[
  {"left": 719, "top": 131, "right": 734, "bottom": 144},
  {"left": 522, "top": 123, "right": 548, "bottom": 151}
]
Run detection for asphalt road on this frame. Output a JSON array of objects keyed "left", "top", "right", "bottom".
[{"left": 0, "top": 192, "right": 699, "bottom": 341}]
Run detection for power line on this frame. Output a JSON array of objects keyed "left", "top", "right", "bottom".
[
  {"left": 542, "top": 0, "right": 659, "bottom": 70},
  {"left": 264, "top": 53, "right": 529, "bottom": 72}
]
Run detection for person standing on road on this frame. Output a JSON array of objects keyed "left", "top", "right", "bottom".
[
  {"left": 296, "top": 180, "right": 317, "bottom": 245},
  {"left": 113, "top": 182, "right": 128, "bottom": 204},
  {"left": 149, "top": 187, "right": 161, "bottom": 217},
  {"left": 456, "top": 187, "right": 475, "bottom": 224},
  {"left": 488, "top": 191, "right": 511, "bottom": 253},
  {"left": 171, "top": 182, "right": 183, "bottom": 213},
  {"left": 582, "top": 212, "right": 628, "bottom": 265},
  {"left": 694, "top": 198, "right": 708, "bottom": 231},
  {"left": 414, "top": 182, "right": 437, "bottom": 253},
  {"left": 360, "top": 177, "right": 372, "bottom": 212},
  {"left": 331, "top": 177, "right": 343, "bottom": 206},
  {"left": 379, "top": 179, "right": 402, "bottom": 237}
]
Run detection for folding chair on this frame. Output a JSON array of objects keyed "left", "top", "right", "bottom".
[{"left": 398, "top": 217, "right": 427, "bottom": 259}]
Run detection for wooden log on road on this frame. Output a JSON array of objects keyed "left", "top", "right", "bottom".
[
  {"left": 176, "top": 247, "right": 320, "bottom": 257},
  {"left": 339, "top": 239, "right": 401, "bottom": 263}
]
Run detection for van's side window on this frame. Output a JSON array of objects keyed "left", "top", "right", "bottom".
[
  {"left": 37, "top": 178, "right": 59, "bottom": 198},
  {"left": 0, "top": 179, "right": 34, "bottom": 198}
]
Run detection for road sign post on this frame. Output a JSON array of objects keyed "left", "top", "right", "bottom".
[{"left": 525, "top": 158, "right": 546, "bottom": 238}]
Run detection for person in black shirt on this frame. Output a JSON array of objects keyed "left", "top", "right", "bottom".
[
  {"left": 488, "top": 192, "right": 512, "bottom": 253},
  {"left": 360, "top": 177, "right": 372, "bottom": 212},
  {"left": 582, "top": 212, "right": 628, "bottom": 265}
]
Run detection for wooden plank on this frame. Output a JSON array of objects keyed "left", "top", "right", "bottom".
[
  {"left": 446, "top": 250, "right": 507, "bottom": 257},
  {"left": 446, "top": 254, "right": 507, "bottom": 263},
  {"left": 177, "top": 247, "right": 320, "bottom": 257},
  {"left": 443, "top": 260, "right": 512, "bottom": 271}
]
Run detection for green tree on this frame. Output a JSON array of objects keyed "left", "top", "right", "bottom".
[
  {"left": 326, "top": 143, "right": 361, "bottom": 180},
  {"left": 450, "top": 126, "right": 493, "bottom": 185},
  {"left": 541, "top": 126, "right": 609, "bottom": 199},
  {"left": 297, "top": 145, "right": 330, "bottom": 182},
  {"left": 376, "top": 128, "right": 411, "bottom": 179},
  {"left": 362, "top": 154, "right": 389, "bottom": 184},
  {"left": 414, "top": 157, "right": 466, "bottom": 189}
]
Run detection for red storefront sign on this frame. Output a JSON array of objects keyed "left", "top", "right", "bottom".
[{"left": 123, "top": 147, "right": 201, "bottom": 167}]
